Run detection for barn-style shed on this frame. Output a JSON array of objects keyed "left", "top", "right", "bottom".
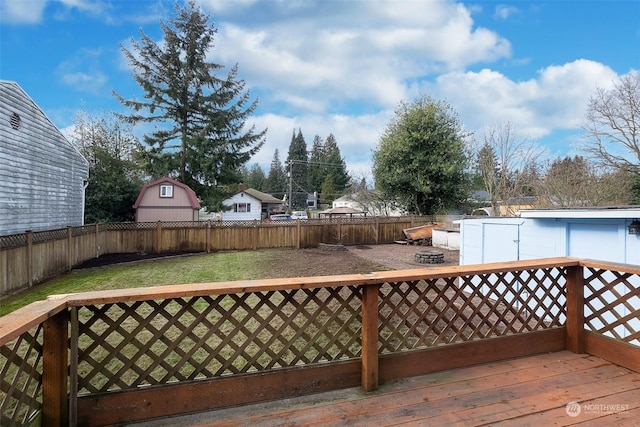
[
  {"left": 0, "top": 80, "right": 89, "bottom": 236},
  {"left": 133, "top": 177, "right": 201, "bottom": 222}
]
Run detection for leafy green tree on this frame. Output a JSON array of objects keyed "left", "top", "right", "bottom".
[
  {"left": 265, "top": 149, "right": 287, "bottom": 199},
  {"left": 114, "top": 1, "right": 266, "bottom": 211},
  {"left": 372, "top": 96, "right": 470, "bottom": 215},
  {"left": 72, "top": 111, "right": 144, "bottom": 222},
  {"left": 286, "top": 129, "right": 309, "bottom": 209}
]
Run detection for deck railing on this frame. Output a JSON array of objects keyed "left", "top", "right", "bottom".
[{"left": 1, "top": 257, "right": 638, "bottom": 426}]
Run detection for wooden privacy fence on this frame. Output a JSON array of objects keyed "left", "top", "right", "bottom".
[
  {"left": 0, "top": 258, "right": 638, "bottom": 426},
  {"left": 0, "top": 216, "right": 437, "bottom": 297}
]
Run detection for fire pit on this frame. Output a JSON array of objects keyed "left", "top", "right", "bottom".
[{"left": 415, "top": 250, "right": 445, "bottom": 264}]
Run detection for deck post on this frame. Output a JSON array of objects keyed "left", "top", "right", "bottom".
[
  {"left": 565, "top": 265, "right": 585, "bottom": 353},
  {"left": 361, "top": 283, "right": 379, "bottom": 391},
  {"left": 42, "top": 309, "right": 70, "bottom": 427}
]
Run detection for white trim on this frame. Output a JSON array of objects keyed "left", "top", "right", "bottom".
[{"left": 520, "top": 207, "right": 640, "bottom": 219}]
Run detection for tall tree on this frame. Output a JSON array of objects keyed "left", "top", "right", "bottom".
[
  {"left": 537, "top": 156, "right": 632, "bottom": 207},
  {"left": 114, "top": 1, "right": 266, "bottom": 211},
  {"left": 265, "top": 149, "right": 287, "bottom": 199},
  {"left": 307, "top": 135, "right": 325, "bottom": 192},
  {"left": 242, "top": 163, "right": 267, "bottom": 191},
  {"left": 72, "top": 111, "right": 144, "bottom": 222},
  {"left": 323, "top": 133, "right": 350, "bottom": 199},
  {"left": 372, "top": 96, "right": 470, "bottom": 215},
  {"left": 581, "top": 72, "right": 640, "bottom": 173},
  {"left": 286, "top": 129, "right": 309, "bottom": 209},
  {"left": 476, "top": 122, "right": 543, "bottom": 216}
]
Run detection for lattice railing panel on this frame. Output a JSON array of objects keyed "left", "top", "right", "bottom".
[
  {"left": 0, "top": 326, "right": 43, "bottom": 427},
  {"left": 378, "top": 268, "right": 566, "bottom": 353},
  {"left": 583, "top": 267, "right": 640, "bottom": 346},
  {"left": 76, "top": 286, "right": 362, "bottom": 394}
]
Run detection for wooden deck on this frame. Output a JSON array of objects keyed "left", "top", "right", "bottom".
[{"left": 127, "top": 351, "right": 640, "bottom": 427}]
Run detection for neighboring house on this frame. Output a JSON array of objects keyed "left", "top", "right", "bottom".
[
  {"left": 221, "top": 184, "right": 284, "bottom": 221},
  {"left": 0, "top": 80, "right": 90, "bottom": 236},
  {"left": 332, "top": 191, "right": 404, "bottom": 217},
  {"left": 133, "top": 177, "right": 200, "bottom": 222},
  {"left": 459, "top": 206, "right": 640, "bottom": 265},
  {"left": 471, "top": 196, "right": 538, "bottom": 217},
  {"left": 319, "top": 206, "right": 366, "bottom": 218}
]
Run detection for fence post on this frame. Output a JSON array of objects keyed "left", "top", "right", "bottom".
[
  {"left": 26, "top": 230, "right": 33, "bottom": 288},
  {"left": 95, "top": 223, "right": 100, "bottom": 258},
  {"left": 156, "top": 221, "right": 162, "bottom": 254},
  {"left": 42, "top": 308, "right": 69, "bottom": 427},
  {"left": 296, "top": 219, "right": 301, "bottom": 249},
  {"left": 565, "top": 264, "right": 585, "bottom": 353},
  {"left": 207, "top": 220, "right": 211, "bottom": 253},
  {"left": 67, "top": 226, "right": 73, "bottom": 271},
  {"left": 361, "top": 283, "right": 379, "bottom": 391}
]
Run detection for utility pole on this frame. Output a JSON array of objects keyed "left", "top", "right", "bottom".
[{"left": 288, "top": 161, "right": 293, "bottom": 212}]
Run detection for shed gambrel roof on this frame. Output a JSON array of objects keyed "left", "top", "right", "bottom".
[
  {"left": 133, "top": 177, "right": 201, "bottom": 209},
  {"left": 243, "top": 188, "right": 283, "bottom": 204}
]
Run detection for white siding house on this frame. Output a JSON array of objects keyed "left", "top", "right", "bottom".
[
  {"left": 221, "top": 185, "right": 284, "bottom": 221},
  {"left": 0, "top": 81, "right": 89, "bottom": 236}
]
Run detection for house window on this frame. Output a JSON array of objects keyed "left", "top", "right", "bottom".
[
  {"left": 160, "top": 185, "right": 173, "bottom": 198},
  {"left": 234, "top": 203, "right": 250, "bottom": 212}
]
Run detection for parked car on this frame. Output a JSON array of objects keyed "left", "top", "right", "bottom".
[
  {"left": 269, "top": 214, "right": 293, "bottom": 221},
  {"left": 290, "top": 211, "right": 308, "bottom": 220}
]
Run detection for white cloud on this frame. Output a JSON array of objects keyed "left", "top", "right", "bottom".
[
  {"left": 56, "top": 48, "right": 109, "bottom": 95},
  {"left": 0, "top": 0, "right": 48, "bottom": 24},
  {"left": 494, "top": 5, "right": 520, "bottom": 21}
]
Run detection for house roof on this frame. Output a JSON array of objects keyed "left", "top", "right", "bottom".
[
  {"left": 319, "top": 207, "right": 365, "bottom": 215},
  {"left": 133, "top": 177, "right": 201, "bottom": 209},
  {"left": 1, "top": 80, "right": 89, "bottom": 170},
  {"left": 520, "top": 205, "right": 640, "bottom": 219},
  {"left": 244, "top": 188, "right": 283, "bottom": 204}
]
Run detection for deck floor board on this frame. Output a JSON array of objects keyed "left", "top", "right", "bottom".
[{"left": 126, "top": 351, "right": 639, "bottom": 427}]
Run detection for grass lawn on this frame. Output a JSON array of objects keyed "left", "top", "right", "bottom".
[{"left": 0, "top": 250, "right": 288, "bottom": 317}]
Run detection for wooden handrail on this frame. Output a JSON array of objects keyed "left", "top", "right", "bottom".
[{"left": 1, "top": 256, "right": 639, "bottom": 427}]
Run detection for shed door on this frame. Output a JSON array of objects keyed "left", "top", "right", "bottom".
[{"left": 483, "top": 223, "right": 520, "bottom": 263}]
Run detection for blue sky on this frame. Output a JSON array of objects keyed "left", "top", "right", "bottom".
[{"left": 1, "top": 0, "right": 638, "bottom": 183}]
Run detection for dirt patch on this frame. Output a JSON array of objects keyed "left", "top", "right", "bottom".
[{"left": 74, "top": 244, "right": 459, "bottom": 277}]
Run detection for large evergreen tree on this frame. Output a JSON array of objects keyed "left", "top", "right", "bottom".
[
  {"left": 322, "top": 133, "right": 350, "bottom": 198},
  {"left": 114, "top": 1, "right": 266, "bottom": 211},
  {"left": 307, "top": 135, "right": 325, "bottom": 192},
  {"left": 372, "top": 96, "right": 470, "bottom": 215},
  {"left": 286, "top": 129, "right": 309, "bottom": 209},
  {"left": 241, "top": 163, "right": 267, "bottom": 191},
  {"left": 265, "top": 149, "right": 287, "bottom": 199}
]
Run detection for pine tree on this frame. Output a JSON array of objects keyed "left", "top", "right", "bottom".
[
  {"left": 265, "top": 149, "right": 287, "bottom": 199},
  {"left": 307, "top": 135, "right": 325, "bottom": 192},
  {"left": 286, "top": 129, "right": 309, "bottom": 209},
  {"left": 114, "top": 1, "right": 266, "bottom": 211},
  {"left": 323, "top": 133, "right": 350, "bottom": 198}
]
